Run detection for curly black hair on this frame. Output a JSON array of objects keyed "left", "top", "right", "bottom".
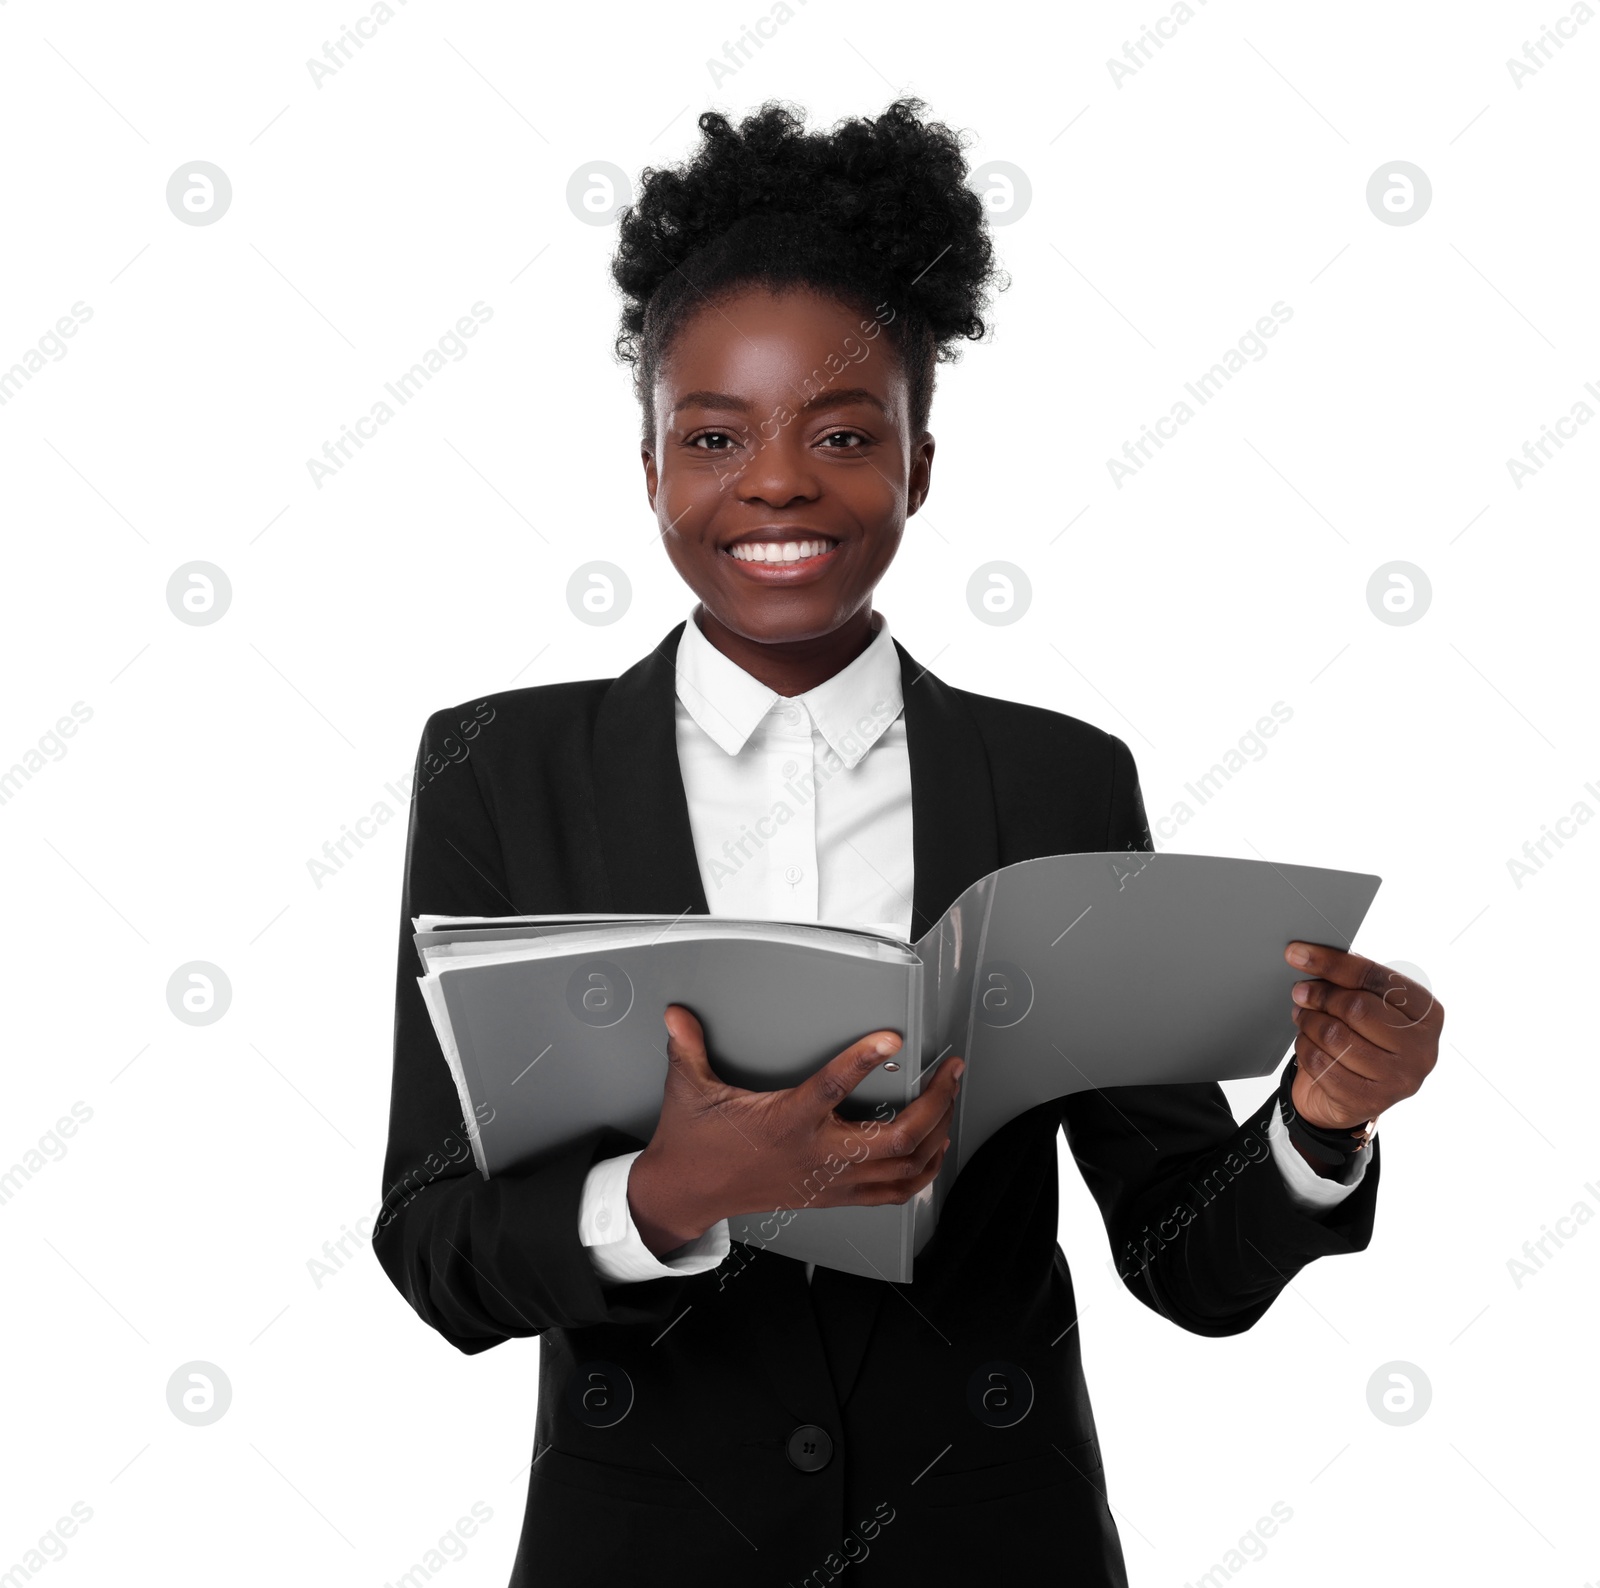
[{"left": 611, "top": 97, "right": 1006, "bottom": 448}]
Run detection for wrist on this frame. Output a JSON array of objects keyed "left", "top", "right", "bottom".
[
  {"left": 1279, "top": 1056, "right": 1374, "bottom": 1179},
  {"left": 627, "top": 1148, "right": 717, "bottom": 1258}
]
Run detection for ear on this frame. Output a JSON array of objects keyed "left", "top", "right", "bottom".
[
  {"left": 908, "top": 431, "right": 935, "bottom": 516},
  {"left": 641, "top": 445, "right": 658, "bottom": 512}
]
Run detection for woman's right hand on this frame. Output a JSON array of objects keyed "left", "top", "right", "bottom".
[{"left": 626, "top": 1004, "right": 964, "bottom": 1259}]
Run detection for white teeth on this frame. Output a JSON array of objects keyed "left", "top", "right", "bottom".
[{"left": 729, "top": 539, "right": 832, "bottom": 563}]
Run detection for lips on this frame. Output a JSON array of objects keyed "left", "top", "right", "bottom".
[{"left": 719, "top": 533, "right": 842, "bottom": 580}]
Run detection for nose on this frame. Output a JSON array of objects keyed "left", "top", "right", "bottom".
[{"left": 728, "top": 429, "right": 822, "bottom": 509}]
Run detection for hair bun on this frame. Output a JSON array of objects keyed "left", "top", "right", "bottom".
[{"left": 611, "top": 97, "right": 1007, "bottom": 443}]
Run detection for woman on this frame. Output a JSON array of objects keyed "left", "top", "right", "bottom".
[{"left": 375, "top": 98, "right": 1440, "bottom": 1587}]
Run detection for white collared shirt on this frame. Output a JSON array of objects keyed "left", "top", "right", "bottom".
[{"left": 577, "top": 607, "right": 1367, "bottom": 1285}]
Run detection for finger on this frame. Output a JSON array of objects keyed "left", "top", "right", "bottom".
[
  {"left": 848, "top": 1137, "right": 952, "bottom": 1207},
  {"left": 1290, "top": 1002, "right": 1389, "bottom": 1082},
  {"left": 893, "top": 1097, "right": 956, "bottom": 1174},
  {"left": 1298, "top": 959, "right": 1439, "bottom": 1030},
  {"left": 1285, "top": 942, "right": 1398, "bottom": 999},
  {"left": 839, "top": 1058, "right": 962, "bottom": 1163},
  {"left": 1290, "top": 981, "right": 1416, "bottom": 1052},
  {"left": 806, "top": 1029, "right": 909, "bottom": 1118},
  {"left": 1294, "top": 1033, "right": 1382, "bottom": 1124}
]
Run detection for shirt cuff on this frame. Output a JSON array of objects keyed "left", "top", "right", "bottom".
[
  {"left": 578, "top": 1150, "right": 731, "bottom": 1283},
  {"left": 1266, "top": 1096, "right": 1372, "bottom": 1212}
]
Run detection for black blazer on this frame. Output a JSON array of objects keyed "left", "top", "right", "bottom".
[{"left": 375, "top": 619, "right": 1380, "bottom": 1588}]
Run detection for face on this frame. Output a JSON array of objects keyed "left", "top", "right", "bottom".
[{"left": 642, "top": 284, "right": 934, "bottom": 648}]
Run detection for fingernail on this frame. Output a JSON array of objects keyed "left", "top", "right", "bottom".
[
  {"left": 1292, "top": 982, "right": 1312, "bottom": 1004},
  {"left": 875, "top": 1036, "right": 899, "bottom": 1055},
  {"left": 1287, "top": 945, "right": 1311, "bottom": 967}
]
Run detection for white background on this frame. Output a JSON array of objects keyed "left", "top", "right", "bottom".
[{"left": 1, "top": 2, "right": 1594, "bottom": 1584}]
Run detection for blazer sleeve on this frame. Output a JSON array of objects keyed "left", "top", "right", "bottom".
[
  {"left": 372, "top": 705, "right": 701, "bottom": 1354},
  {"left": 1058, "top": 733, "right": 1381, "bottom": 1337}
]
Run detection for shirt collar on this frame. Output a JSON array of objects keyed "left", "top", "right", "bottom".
[{"left": 674, "top": 606, "right": 904, "bottom": 768}]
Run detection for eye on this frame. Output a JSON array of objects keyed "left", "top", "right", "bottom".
[
  {"left": 685, "top": 429, "right": 741, "bottom": 451},
  {"left": 819, "top": 430, "right": 868, "bottom": 449}
]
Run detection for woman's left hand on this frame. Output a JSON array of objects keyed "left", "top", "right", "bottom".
[{"left": 1284, "top": 941, "right": 1443, "bottom": 1130}]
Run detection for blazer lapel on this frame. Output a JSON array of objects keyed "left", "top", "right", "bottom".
[
  {"left": 592, "top": 620, "right": 711, "bottom": 918},
  {"left": 591, "top": 621, "right": 1003, "bottom": 1410},
  {"left": 897, "top": 635, "right": 1003, "bottom": 938}
]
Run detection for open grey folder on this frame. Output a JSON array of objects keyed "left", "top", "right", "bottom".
[{"left": 413, "top": 852, "right": 1381, "bottom": 1284}]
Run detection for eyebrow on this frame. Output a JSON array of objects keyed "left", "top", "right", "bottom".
[{"left": 671, "top": 386, "right": 889, "bottom": 418}]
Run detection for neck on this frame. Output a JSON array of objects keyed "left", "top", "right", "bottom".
[{"left": 693, "top": 604, "right": 878, "bottom": 696}]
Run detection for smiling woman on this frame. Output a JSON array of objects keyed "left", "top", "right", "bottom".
[
  {"left": 609, "top": 97, "right": 1005, "bottom": 688},
  {"left": 373, "top": 94, "right": 1427, "bottom": 1588}
]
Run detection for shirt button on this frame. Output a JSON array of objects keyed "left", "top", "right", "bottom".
[
  {"left": 786, "top": 1424, "right": 834, "bottom": 1472},
  {"left": 781, "top": 758, "right": 799, "bottom": 778},
  {"left": 595, "top": 1208, "right": 611, "bottom": 1231},
  {"left": 782, "top": 705, "right": 802, "bottom": 726},
  {"left": 784, "top": 866, "right": 803, "bottom": 885}
]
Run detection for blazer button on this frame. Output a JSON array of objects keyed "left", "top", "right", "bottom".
[{"left": 786, "top": 1424, "right": 833, "bottom": 1472}]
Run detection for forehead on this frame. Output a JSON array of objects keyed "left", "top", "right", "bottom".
[{"left": 655, "top": 283, "right": 904, "bottom": 411}]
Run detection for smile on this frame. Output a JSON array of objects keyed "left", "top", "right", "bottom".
[
  {"left": 727, "top": 538, "right": 836, "bottom": 564},
  {"left": 721, "top": 536, "right": 842, "bottom": 580}
]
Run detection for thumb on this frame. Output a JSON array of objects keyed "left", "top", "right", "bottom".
[{"left": 662, "top": 1004, "right": 722, "bottom": 1097}]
